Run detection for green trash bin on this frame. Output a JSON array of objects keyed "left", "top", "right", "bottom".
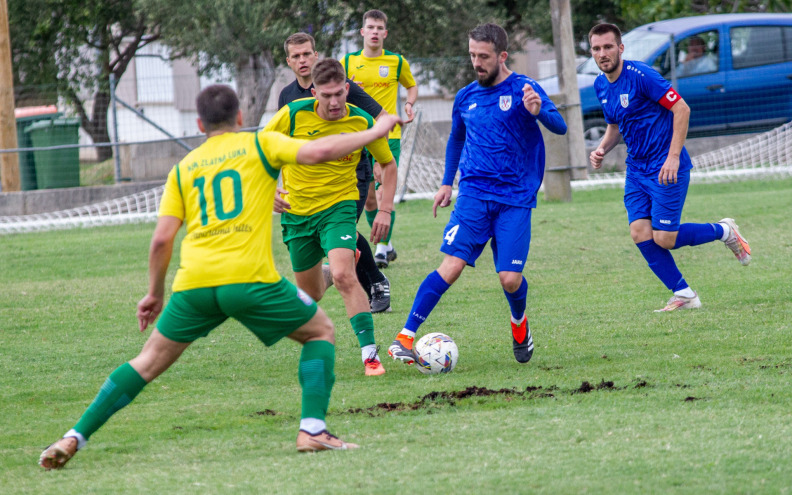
[
  {"left": 25, "top": 117, "right": 81, "bottom": 190},
  {"left": 15, "top": 111, "right": 62, "bottom": 190}
]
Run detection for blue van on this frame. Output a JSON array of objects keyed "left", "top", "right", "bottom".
[{"left": 539, "top": 13, "right": 792, "bottom": 145}]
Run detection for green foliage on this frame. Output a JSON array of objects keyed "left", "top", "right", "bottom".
[
  {"left": 2, "top": 178, "right": 791, "bottom": 492},
  {"left": 8, "top": 0, "right": 159, "bottom": 159}
]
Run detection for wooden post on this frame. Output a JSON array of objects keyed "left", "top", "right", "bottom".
[
  {"left": 550, "top": 0, "right": 588, "bottom": 181},
  {"left": 0, "top": 0, "right": 20, "bottom": 192}
]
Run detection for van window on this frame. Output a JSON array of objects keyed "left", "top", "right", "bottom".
[
  {"left": 676, "top": 31, "right": 719, "bottom": 77},
  {"left": 786, "top": 27, "right": 792, "bottom": 61},
  {"left": 731, "top": 26, "right": 785, "bottom": 69}
]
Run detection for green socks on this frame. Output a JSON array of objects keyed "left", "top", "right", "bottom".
[
  {"left": 73, "top": 362, "right": 147, "bottom": 440},
  {"left": 350, "top": 312, "right": 375, "bottom": 347},
  {"left": 299, "top": 340, "right": 336, "bottom": 420},
  {"left": 384, "top": 210, "right": 396, "bottom": 244},
  {"left": 365, "top": 209, "right": 377, "bottom": 228}
]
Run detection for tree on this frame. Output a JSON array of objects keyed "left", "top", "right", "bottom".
[
  {"left": 142, "top": 0, "right": 361, "bottom": 128},
  {"left": 8, "top": 0, "right": 160, "bottom": 161}
]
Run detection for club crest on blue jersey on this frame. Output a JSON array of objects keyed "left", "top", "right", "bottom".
[
  {"left": 379, "top": 66, "right": 389, "bottom": 77},
  {"left": 620, "top": 94, "right": 629, "bottom": 108},
  {"left": 499, "top": 95, "right": 512, "bottom": 111}
]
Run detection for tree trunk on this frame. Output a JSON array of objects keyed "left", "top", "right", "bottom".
[
  {"left": 236, "top": 50, "right": 276, "bottom": 129},
  {"left": 86, "top": 89, "right": 113, "bottom": 162}
]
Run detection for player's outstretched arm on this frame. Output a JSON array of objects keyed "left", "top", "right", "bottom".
[
  {"left": 296, "top": 114, "right": 403, "bottom": 164},
  {"left": 137, "top": 215, "right": 181, "bottom": 332}
]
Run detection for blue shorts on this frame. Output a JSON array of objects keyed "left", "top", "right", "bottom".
[
  {"left": 624, "top": 168, "right": 690, "bottom": 231},
  {"left": 439, "top": 195, "right": 532, "bottom": 272}
]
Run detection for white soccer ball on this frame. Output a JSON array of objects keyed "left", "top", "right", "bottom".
[{"left": 413, "top": 332, "right": 459, "bottom": 374}]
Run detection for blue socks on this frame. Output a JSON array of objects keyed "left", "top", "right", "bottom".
[
  {"left": 404, "top": 271, "right": 451, "bottom": 332},
  {"left": 503, "top": 277, "right": 528, "bottom": 320},
  {"left": 673, "top": 223, "right": 723, "bottom": 249},
  {"left": 636, "top": 239, "right": 688, "bottom": 292}
]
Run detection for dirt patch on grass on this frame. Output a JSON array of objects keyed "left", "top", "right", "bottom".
[{"left": 345, "top": 380, "right": 637, "bottom": 416}]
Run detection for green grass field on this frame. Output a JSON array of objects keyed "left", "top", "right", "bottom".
[{"left": 2, "top": 179, "right": 791, "bottom": 494}]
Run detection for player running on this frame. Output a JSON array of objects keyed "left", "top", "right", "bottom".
[
  {"left": 39, "top": 85, "right": 402, "bottom": 469},
  {"left": 588, "top": 23, "right": 751, "bottom": 312},
  {"left": 388, "top": 23, "right": 567, "bottom": 365},
  {"left": 342, "top": 9, "right": 418, "bottom": 268},
  {"left": 278, "top": 32, "right": 393, "bottom": 314},
  {"left": 265, "top": 59, "right": 398, "bottom": 376}
]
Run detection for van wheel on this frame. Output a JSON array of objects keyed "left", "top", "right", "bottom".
[{"left": 583, "top": 118, "right": 607, "bottom": 148}]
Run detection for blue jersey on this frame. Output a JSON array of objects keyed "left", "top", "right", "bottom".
[
  {"left": 443, "top": 72, "right": 567, "bottom": 208},
  {"left": 594, "top": 60, "right": 692, "bottom": 174}
]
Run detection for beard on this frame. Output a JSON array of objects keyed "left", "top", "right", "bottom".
[
  {"left": 597, "top": 52, "right": 621, "bottom": 74},
  {"left": 476, "top": 64, "right": 500, "bottom": 87}
]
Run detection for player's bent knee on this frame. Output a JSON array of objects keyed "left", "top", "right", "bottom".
[
  {"left": 331, "top": 267, "right": 357, "bottom": 291},
  {"left": 653, "top": 231, "right": 677, "bottom": 250},
  {"left": 499, "top": 272, "right": 523, "bottom": 293}
]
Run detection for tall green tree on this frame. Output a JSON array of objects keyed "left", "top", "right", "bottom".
[{"left": 8, "top": 0, "right": 160, "bottom": 161}]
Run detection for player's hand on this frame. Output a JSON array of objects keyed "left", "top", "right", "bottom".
[
  {"left": 522, "top": 83, "right": 541, "bottom": 115},
  {"left": 136, "top": 294, "right": 163, "bottom": 332},
  {"left": 432, "top": 185, "right": 453, "bottom": 218},
  {"left": 657, "top": 155, "right": 680, "bottom": 185},
  {"left": 404, "top": 102, "right": 415, "bottom": 123},
  {"left": 273, "top": 187, "right": 290, "bottom": 213},
  {"left": 370, "top": 210, "right": 391, "bottom": 243},
  {"left": 373, "top": 114, "right": 403, "bottom": 138},
  {"left": 589, "top": 148, "right": 606, "bottom": 169}
]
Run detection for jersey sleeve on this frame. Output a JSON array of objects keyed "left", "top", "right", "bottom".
[
  {"left": 347, "top": 80, "right": 383, "bottom": 117},
  {"left": 399, "top": 57, "right": 417, "bottom": 88},
  {"left": 368, "top": 135, "right": 394, "bottom": 164},
  {"left": 158, "top": 165, "right": 185, "bottom": 220},
  {"left": 255, "top": 131, "right": 306, "bottom": 169},
  {"left": 531, "top": 80, "right": 567, "bottom": 135},
  {"left": 639, "top": 64, "right": 673, "bottom": 103},
  {"left": 263, "top": 106, "right": 291, "bottom": 135},
  {"left": 443, "top": 92, "right": 466, "bottom": 186}
]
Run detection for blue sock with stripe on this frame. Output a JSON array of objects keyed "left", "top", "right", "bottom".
[{"left": 404, "top": 271, "right": 451, "bottom": 332}]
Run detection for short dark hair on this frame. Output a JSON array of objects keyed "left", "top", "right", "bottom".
[
  {"left": 284, "top": 32, "right": 316, "bottom": 56},
  {"left": 363, "top": 9, "right": 387, "bottom": 27},
  {"left": 196, "top": 85, "right": 239, "bottom": 133},
  {"left": 312, "top": 59, "right": 346, "bottom": 87},
  {"left": 469, "top": 23, "right": 509, "bottom": 54},
  {"left": 588, "top": 23, "right": 622, "bottom": 46}
]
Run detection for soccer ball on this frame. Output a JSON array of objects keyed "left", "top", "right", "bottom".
[{"left": 413, "top": 332, "right": 459, "bottom": 374}]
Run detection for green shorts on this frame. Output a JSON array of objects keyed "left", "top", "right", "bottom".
[
  {"left": 372, "top": 139, "right": 401, "bottom": 190},
  {"left": 281, "top": 200, "right": 358, "bottom": 272},
  {"left": 157, "top": 278, "right": 317, "bottom": 345}
]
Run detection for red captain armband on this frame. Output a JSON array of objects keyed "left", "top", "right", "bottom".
[{"left": 658, "top": 88, "right": 681, "bottom": 110}]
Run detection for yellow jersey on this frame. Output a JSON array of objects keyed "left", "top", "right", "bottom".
[
  {"left": 341, "top": 49, "right": 416, "bottom": 139},
  {"left": 264, "top": 98, "right": 394, "bottom": 216},
  {"left": 159, "top": 131, "right": 304, "bottom": 292}
]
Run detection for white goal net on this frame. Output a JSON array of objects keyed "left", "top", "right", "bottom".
[{"left": 2, "top": 107, "right": 791, "bottom": 235}]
